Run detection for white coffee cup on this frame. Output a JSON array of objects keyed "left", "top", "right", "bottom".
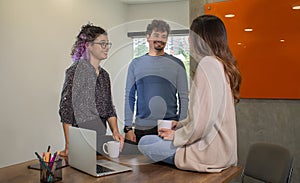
[
  {"left": 157, "top": 120, "right": 172, "bottom": 130},
  {"left": 103, "top": 141, "right": 120, "bottom": 158}
]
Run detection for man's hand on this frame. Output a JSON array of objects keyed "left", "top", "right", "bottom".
[{"left": 125, "top": 130, "right": 136, "bottom": 143}]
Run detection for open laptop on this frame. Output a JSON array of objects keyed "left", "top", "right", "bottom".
[{"left": 68, "top": 126, "right": 132, "bottom": 177}]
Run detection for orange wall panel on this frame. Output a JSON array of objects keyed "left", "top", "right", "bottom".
[{"left": 205, "top": 0, "right": 300, "bottom": 99}]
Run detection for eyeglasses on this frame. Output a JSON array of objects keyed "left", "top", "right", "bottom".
[
  {"left": 151, "top": 32, "right": 168, "bottom": 40},
  {"left": 93, "top": 41, "right": 112, "bottom": 49}
]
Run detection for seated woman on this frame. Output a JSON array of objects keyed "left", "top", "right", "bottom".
[{"left": 138, "top": 14, "right": 242, "bottom": 172}]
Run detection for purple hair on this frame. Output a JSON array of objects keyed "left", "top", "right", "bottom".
[{"left": 71, "top": 23, "right": 107, "bottom": 61}]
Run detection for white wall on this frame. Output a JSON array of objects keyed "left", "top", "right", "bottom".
[
  {"left": 126, "top": 0, "right": 189, "bottom": 30},
  {"left": 0, "top": 0, "right": 127, "bottom": 168},
  {"left": 0, "top": 0, "right": 189, "bottom": 168}
]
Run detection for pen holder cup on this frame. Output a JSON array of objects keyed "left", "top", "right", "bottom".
[{"left": 40, "top": 158, "right": 62, "bottom": 183}]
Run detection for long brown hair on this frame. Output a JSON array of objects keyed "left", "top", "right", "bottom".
[{"left": 190, "top": 15, "right": 242, "bottom": 103}]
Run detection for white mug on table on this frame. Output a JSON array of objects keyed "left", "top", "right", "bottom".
[{"left": 103, "top": 141, "right": 120, "bottom": 158}]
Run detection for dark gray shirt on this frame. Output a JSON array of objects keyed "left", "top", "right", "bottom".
[{"left": 59, "top": 60, "right": 116, "bottom": 127}]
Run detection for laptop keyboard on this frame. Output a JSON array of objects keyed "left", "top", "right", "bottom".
[{"left": 96, "top": 164, "right": 114, "bottom": 173}]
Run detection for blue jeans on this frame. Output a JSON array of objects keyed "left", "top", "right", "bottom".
[{"left": 138, "top": 135, "right": 177, "bottom": 165}]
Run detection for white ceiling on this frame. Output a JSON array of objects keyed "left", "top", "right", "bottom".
[{"left": 120, "top": 0, "right": 187, "bottom": 5}]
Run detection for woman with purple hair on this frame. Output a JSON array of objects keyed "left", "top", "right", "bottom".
[{"left": 58, "top": 23, "right": 124, "bottom": 156}]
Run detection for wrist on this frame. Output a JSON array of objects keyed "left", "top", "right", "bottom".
[
  {"left": 112, "top": 130, "right": 120, "bottom": 135},
  {"left": 123, "top": 126, "right": 133, "bottom": 133}
]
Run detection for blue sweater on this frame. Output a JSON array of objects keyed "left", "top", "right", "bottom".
[{"left": 124, "top": 53, "right": 189, "bottom": 129}]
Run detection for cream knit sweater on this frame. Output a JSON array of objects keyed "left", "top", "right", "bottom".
[{"left": 173, "top": 56, "right": 237, "bottom": 172}]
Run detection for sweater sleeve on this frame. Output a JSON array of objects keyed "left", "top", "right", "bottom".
[
  {"left": 177, "top": 63, "right": 189, "bottom": 121},
  {"left": 106, "top": 73, "right": 117, "bottom": 118},
  {"left": 124, "top": 61, "right": 136, "bottom": 127},
  {"left": 173, "top": 58, "right": 226, "bottom": 147},
  {"left": 59, "top": 67, "right": 76, "bottom": 124}
]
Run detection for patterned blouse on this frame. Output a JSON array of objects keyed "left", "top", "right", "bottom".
[{"left": 59, "top": 61, "right": 117, "bottom": 126}]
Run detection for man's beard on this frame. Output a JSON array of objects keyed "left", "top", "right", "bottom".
[{"left": 154, "top": 40, "right": 166, "bottom": 51}]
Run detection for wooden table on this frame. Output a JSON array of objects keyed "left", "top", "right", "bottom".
[{"left": 0, "top": 155, "right": 242, "bottom": 183}]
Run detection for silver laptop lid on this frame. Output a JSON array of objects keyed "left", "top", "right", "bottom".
[
  {"left": 68, "top": 126, "right": 132, "bottom": 177},
  {"left": 69, "top": 126, "right": 98, "bottom": 176}
]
